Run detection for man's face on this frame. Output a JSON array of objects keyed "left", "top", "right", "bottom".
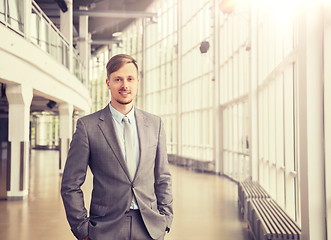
[{"left": 107, "top": 63, "right": 139, "bottom": 106}]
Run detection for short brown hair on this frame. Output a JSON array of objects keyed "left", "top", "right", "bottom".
[{"left": 106, "top": 54, "right": 138, "bottom": 79}]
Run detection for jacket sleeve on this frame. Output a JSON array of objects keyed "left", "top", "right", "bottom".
[
  {"left": 154, "top": 118, "right": 174, "bottom": 231},
  {"left": 61, "top": 118, "right": 90, "bottom": 239}
]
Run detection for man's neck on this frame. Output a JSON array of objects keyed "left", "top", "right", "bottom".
[{"left": 110, "top": 100, "right": 133, "bottom": 115}]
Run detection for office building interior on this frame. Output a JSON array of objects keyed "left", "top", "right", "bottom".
[{"left": 0, "top": 0, "right": 331, "bottom": 239}]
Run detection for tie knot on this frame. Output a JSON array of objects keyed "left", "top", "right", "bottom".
[{"left": 123, "top": 116, "right": 129, "bottom": 124}]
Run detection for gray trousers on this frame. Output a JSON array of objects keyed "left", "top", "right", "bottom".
[{"left": 89, "top": 210, "right": 165, "bottom": 240}]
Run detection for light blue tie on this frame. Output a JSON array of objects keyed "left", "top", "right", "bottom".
[
  {"left": 123, "top": 116, "right": 138, "bottom": 209},
  {"left": 123, "top": 116, "right": 136, "bottom": 180}
]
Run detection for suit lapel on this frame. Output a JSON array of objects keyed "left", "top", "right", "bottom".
[
  {"left": 134, "top": 109, "right": 149, "bottom": 182},
  {"left": 98, "top": 106, "right": 131, "bottom": 180}
]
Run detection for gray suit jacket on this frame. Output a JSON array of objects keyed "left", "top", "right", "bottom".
[{"left": 61, "top": 106, "right": 173, "bottom": 240}]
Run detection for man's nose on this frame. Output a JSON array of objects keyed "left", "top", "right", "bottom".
[{"left": 122, "top": 80, "right": 128, "bottom": 89}]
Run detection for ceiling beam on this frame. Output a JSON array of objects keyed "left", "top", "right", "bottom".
[
  {"left": 73, "top": 10, "right": 157, "bottom": 18},
  {"left": 54, "top": 0, "right": 68, "bottom": 12},
  {"left": 90, "top": 39, "right": 122, "bottom": 45}
]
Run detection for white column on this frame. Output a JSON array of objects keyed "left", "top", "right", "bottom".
[
  {"left": 24, "top": 0, "right": 32, "bottom": 40},
  {"left": 249, "top": 0, "right": 259, "bottom": 181},
  {"left": 60, "top": 0, "right": 73, "bottom": 72},
  {"left": 142, "top": 19, "right": 147, "bottom": 110},
  {"left": 88, "top": 32, "right": 92, "bottom": 88},
  {"left": 176, "top": 0, "right": 182, "bottom": 158},
  {"left": 324, "top": 2, "right": 331, "bottom": 239},
  {"left": 36, "top": 115, "right": 47, "bottom": 146},
  {"left": 47, "top": 116, "right": 53, "bottom": 146},
  {"left": 54, "top": 116, "right": 59, "bottom": 146},
  {"left": 213, "top": 0, "right": 220, "bottom": 174},
  {"left": 298, "top": 2, "right": 326, "bottom": 239},
  {"left": 74, "top": 110, "right": 87, "bottom": 132},
  {"left": 79, "top": 6, "right": 89, "bottom": 84},
  {"left": 35, "top": 117, "right": 40, "bottom": 146},
  {"left": 59, "top": 103, "right": 73, "bottom": 174},
  {"left": 6, "top": 84, "right": 32, "bottom": 200}
]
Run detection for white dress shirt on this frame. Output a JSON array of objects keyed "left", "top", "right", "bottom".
[{"left": 109, "top": 103, "right": 140, "bottom": 209}]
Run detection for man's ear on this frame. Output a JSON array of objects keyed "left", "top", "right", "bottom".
[{"left": 106, "top": 78, "right": 110, "bottom": 89}]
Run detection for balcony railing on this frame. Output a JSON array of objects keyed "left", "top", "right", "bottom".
[
  {"left": 0, "top": 0, "right": 24, "bottom": 33},
  {"left": 73, "top": 49, "right": 87, "bottom": 84},
  {"left": 0, "top": 0, "right": 87, "bottom": 85}
]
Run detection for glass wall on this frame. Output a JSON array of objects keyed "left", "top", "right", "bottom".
[
  {"left": 144, "top": 0, "right": 178, "bottom": 154},
  {"left": 105, "top": 0, "right": 214, "bottom": 160},
  {"left": 219, "top": 2, "right": 250, "bottom": 181},
  {"left": 217, "top": 0, "right": 301, "bottom": 223},
  {"left": 181, "top": 0, "right": 213, "bottom": 161},
  {"left": 108, "top": 0, "right": 178, "bottom": 154},
  {"left": 255, "top": 1, "right": 299, "bottom": 221},
  {"left": 89, "top": 0, "right": 331, "bottom": 233},
  {"left": 122, "top": 20, "right": 144, "bottom": 110},
  {"left": 89, "top": 48, "right": 110, "bottom": 112}
]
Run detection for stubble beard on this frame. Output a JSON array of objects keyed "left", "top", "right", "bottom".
[{"left": 115, "top": 97, "right": 133, "bottom": 105}]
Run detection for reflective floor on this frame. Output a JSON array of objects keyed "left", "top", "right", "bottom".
[{"left": 0, "top": 150, "right": 251, "bottom": 240}]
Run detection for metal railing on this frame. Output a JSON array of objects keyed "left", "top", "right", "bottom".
[
  {"left": 73, "top": 49, "right": 87, "bottom": 84},
  {"left": 31, "top": 1, "right": 70, "bottom": 68},
  {"left": 0, "top": 0, "right": 87, "bottom": 85},
  {"left": 0, "top": 0, "right": 24, "bottom": 33}
]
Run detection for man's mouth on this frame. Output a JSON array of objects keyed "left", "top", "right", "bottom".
[{"left": 119, "top": 91, "right": 131, "bottom": 95}]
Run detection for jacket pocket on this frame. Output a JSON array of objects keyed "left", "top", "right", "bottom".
[
  {"left": 90, "top": 203, "right": 107, "bottom": 217},
  {"left": 150, "top": 200, "right": 158, "bottom": 211}
]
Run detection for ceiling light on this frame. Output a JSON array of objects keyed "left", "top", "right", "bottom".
[{"left": 112, "top": 32, "right": 122, "bottom": 37}]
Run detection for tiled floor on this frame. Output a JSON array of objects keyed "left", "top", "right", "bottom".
[{"left": 0, "top": 150, "right": 251, "bottom": 240}]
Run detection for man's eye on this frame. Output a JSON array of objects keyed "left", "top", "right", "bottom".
[
  {"left": 128, "top": 77, "right": 133, "bottom": 81},
  {"left": 115, "top": 78, "right": 121, "bottom": 81}
]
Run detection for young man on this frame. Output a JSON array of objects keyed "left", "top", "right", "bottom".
[{"left": 61, "top": 54, "right": 173, "bottom": 240}]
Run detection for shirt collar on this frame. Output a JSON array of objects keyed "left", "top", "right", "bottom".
[{"left": 109, "top": 102, "right": 135, "bottom": 124}]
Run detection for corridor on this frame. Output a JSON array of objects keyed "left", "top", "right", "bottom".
[{"left": 0, "top": 150, "right": 250, "bottom": 240}]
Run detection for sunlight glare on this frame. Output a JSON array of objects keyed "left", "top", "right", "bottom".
[{"left": 259, "top": 0, "right": 301, "bottom": 25}]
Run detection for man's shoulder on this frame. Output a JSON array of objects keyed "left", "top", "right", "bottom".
[
  {"left": 78, "top": 107, "right": 106, "bottom": 123},
  {"left": 135, "top": 108, "right": 161, "bottom": 121}
]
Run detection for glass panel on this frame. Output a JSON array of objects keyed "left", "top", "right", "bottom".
[
  {"left": 0, "top": 0, "right": 5, "bottom": 22},
  {"left": 31, "top": 10, "right": 40, "bottom": 45},
  {"left": 7, "top": 0, "right": 24, "bottom": 32}
]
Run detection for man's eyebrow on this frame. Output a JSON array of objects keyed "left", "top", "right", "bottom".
[{"left": 111, "top": 75, "right": 136, "bottom": 79}]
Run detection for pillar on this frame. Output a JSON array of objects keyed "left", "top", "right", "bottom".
[
  {"left": 298, "top": 1, "right": 326, "bottom": 239},
  {"left": 60, "top": 0, "right": 73, "bottom": 72},
  {"left": 176, "top": 0, "right": 182, "bottom": 158},
  {"left": 59, "top": 103, "right": 73, "bottom": 174},
  {"left": 249, "top": 0, "right": 259, "bottom": 181},
  {"left": 36, "top": 115, "right": 46, "bottom": 146},
  {"left": 79, "top": 6, "right": 89, "bottom": 85},
  {"left": 213, "top": 0, "right": 221, "bottom": 174},
  {"left": 54, "top": 116, "right": 59, "bottom": 147},
  {"left": 24, "top": 0, "right": 32, "bottom": 40},
  {"left": 324, "top": 1, "right": 331, "bottom": 239},
  {"left": 6, "top": 84, "right": 32, "bottom": 200}
]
